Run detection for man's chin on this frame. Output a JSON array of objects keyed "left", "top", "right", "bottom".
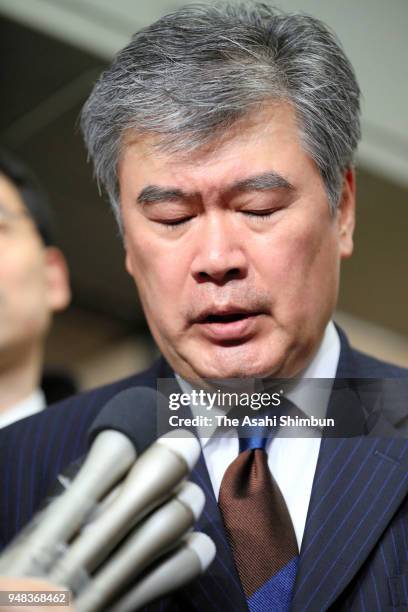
[
  {"left": 180, "top": 346, "right": 284, "bottom": 381},
  {"left": 163, "top": 331, "right": 293, "bottom": 381}
]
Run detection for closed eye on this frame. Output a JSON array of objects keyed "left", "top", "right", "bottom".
[
  {"left": 155, "top": 216, "right": 194, "bottom": 229},
  {"left": 243, "top": 210, "right": 273, "bottom": 216},
  {"left": 242, "top": 209, "right": 280, "bottom": 219}
]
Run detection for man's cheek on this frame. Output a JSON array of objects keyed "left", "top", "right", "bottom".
[
  {"left": 265, "top": 242, "right": 303, "bottom": 286},
  {"left": 137, "top": 269, "right": 177, "bottom": 316}
]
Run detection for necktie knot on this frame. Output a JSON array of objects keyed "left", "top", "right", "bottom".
[
  {"left": 236, "top": 395, "right": 305, "bottom": 454},
  {"left": 237, "top": 401, "right": 282, "bottom": 453},
  {"left": 239, "top": 434, "right": 268, "bottom": 453}
]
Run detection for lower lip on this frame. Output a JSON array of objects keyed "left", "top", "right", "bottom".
[{"left": 196, "top": 315, "right": 262, "bottom": 342}]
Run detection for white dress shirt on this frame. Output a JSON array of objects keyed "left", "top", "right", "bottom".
[
  {"left": 176, "top": 321, "right": 340, "bottom": 549},
  {"left": 0, "top": 389, "right": 46, "bottom": 429}
]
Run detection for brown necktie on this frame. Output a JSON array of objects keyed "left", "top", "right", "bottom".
[{"left": 218, "top": 419, "right": 299, "bottom": 611}]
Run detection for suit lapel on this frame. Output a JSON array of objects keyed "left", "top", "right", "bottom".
[
  {"left": 291, "top": 333, "right": 408, "bottom": 611},
  {"left": 292, "top": 434, "right": 408, "bottom": 611}
]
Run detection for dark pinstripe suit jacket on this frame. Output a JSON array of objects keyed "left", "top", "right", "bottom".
[{"left": 1, "top": 328, "right": 408, "bottom": 611}]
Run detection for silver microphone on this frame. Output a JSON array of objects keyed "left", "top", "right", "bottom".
[
  {"left": 0, "top": 387, "right": 216, "bottom": 612},
  {"left": 74, "top": 482, "right": 205, "bottom": 611},
  {"left": 48, "top": 431, "right": 201, "bottom": 588},
  {"left": 0, "top": 387, "right": 163, "bottom": 576},
  {"left": 0, "top": 429, "right": 135, "bottom": 577},
  {"left": 110, "top": 533, "right": 216, "bottom": 612}
]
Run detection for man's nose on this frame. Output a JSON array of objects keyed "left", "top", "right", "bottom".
[{"left": 190, "top": 215, "right": 248, "bottom": 285}]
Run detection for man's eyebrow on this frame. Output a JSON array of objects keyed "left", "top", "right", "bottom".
[
  {"left": 136, "top": 171, "right": 293, "bottom": 205},
  {"left": 137, "top": 185, "right": 191, "bottom": 204},
  {"left": 231, "top": 171, "right": 294, "bottom": 193}
]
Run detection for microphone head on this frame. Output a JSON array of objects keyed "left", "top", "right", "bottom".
[
  {"left": 184, "top": 532, "right": 216, "bottom": 571},
  {"left": 88, "top": 387, "right": 166, "bottom": 453},
  {"left": 157, "top": 431, "right": 201, "bottom": 471},
  {"left": 175, "top": 482, "right": 205, "bottom": 521}
]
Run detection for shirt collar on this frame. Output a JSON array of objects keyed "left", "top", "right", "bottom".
[
  {"left": 285, "top": 320, "right": 340, "bottom": 420},
  {"left": 0, "top": 389, "right": 46, "bottom": 429}
]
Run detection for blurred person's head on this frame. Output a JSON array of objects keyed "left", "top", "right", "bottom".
[
  {"left": 81, "top": 3, "right": 360, "bottom": 383},
  {"left": 0, "top": 149, "right": 71, "bottom": 408}
]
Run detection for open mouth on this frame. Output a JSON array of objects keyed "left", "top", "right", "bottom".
[
  {"left": 203, "top": 312, "right": 252, "bottom": 324},
  {"left": 195, "top": 310, "right": 263, "bottom": 342}
]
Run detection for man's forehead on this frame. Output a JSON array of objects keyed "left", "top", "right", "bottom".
[
  {"left": 120, "top": 101, "right": 298, "bottom": 168},
  {"left": 118, "top": 102, "right": 303, "bottom": 196}
]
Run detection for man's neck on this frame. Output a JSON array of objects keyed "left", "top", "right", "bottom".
[{"left": 0, "top": 344, "right": 43, "bottom": 414}]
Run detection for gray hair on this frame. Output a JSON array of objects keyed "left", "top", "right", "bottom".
[{"left": 81, "top": 2, "right": 361, "bottom": 224}]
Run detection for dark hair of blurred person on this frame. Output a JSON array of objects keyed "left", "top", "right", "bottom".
[{"left": 0, "top": 148, "right": 72, "bottom": 428}]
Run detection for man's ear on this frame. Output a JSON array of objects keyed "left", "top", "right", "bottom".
[
  {"left": 337, "top": 168, "right": 356, "bottom": 259},
  {"left": 123, "top": 233, "right": 135, "bottom": 277},
  {"left": 44, "top": 247, "right": 71, "bottom": 312},
  {"left": 125, "top": 252, "right": 134, "bottom": 277}
]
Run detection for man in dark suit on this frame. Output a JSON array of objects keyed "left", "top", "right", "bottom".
[{"left": 0, "top": 3, "right": 407, "bottom": 610}]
